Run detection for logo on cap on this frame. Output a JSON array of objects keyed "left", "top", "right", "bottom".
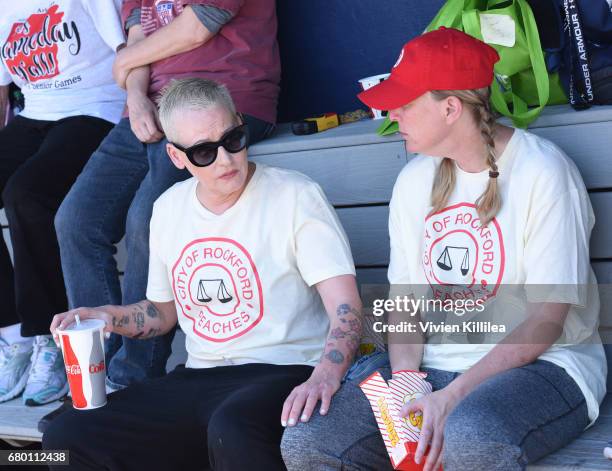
[{"left": 393, "top": 49, "right": 405, "bottom": 68}]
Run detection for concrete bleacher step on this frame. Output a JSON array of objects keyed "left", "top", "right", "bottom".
[{"left": 0, "top": 398, "right": 55, "bottom": 444}]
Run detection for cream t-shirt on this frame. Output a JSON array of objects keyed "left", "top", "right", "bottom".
[
  {"left": 147, "top": 164, "right": 355, "bottom": 368},
  {"left": 388, "top": 128, "right": 607, "bottom": 423}
]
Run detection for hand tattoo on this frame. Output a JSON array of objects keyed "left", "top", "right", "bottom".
[
  {"left": 132, "top": 310, "right": 145, "bottom": 330},
  {"left": 112, "top": 314, "right": 130, "bottom": 328}
]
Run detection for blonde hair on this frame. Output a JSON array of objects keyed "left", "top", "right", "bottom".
[{"left": 429, "top": 87, "right": 501, "bottom": 226}]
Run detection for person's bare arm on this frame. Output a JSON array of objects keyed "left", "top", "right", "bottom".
[
  {"left": 113, "top": 6, "right": 214, "bottom": 87},
  {"left": 388, "top": 295, "right": 425, "bottom": 372},
  {"left": 445, "top": 302, "right": 569, "bottom": 399},
  {"left": 121, "top": 24, "right": 164, "bottom": 143},
  {"left": 50, "top": 300, "right": 178, "bottom": 343},
  {"left": 281, "top": 275, "right": 362, "bottom": 426}
]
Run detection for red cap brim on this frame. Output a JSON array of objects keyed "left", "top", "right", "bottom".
[{"left": 358, "top": 76, "right": 427, "bottom": 111}]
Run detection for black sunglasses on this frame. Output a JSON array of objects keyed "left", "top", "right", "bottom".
[{"left": 171, "top": 123, "right": 249, "bottom": 167}]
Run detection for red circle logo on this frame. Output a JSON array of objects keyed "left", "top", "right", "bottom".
[
  {"left": 422, "top": 203, "right": 505, "bottom": 302},
  {"left": 172, "top": 238, "right": 264, "bottom": 342}
]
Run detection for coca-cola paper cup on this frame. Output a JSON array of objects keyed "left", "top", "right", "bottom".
[{"left": 57, "top": 318, "right": 107, "bottom": 410}]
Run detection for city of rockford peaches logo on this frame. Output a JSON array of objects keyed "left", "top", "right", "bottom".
[
  {"left": 422, "top": 203, "right": 505, "bottom": 302},
  {"left": 172, "top": 238, "right": 263, "bottom": 342}
]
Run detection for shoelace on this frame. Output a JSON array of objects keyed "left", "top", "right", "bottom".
[{"left": 28, "top": 339, "right": 60, "bottom": 383}]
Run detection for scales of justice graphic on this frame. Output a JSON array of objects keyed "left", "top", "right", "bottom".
[
  {"left": 175, "top": 239, "right": 264, "bottom": 339},
  {"left": 196, "top": 278, "right": 234, "bottom": 304},
  {"left": 436, "top": 246, "right": 470, "bottom": 277},
  {"left": 189, "top": 263, "right": 241, "bottom": 316}
]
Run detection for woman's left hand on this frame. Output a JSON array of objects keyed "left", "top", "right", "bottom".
[
  {"left": 281, "top": 369, "right": 342, "bottom": 427},
  {"left": 400, "top": 387, "right": 463, "bottom": 471}
]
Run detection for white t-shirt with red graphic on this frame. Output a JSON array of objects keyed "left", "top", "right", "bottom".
[
  {"left": 146, "top": 164, "right": 356, "bottom": 368},
  {"left": 388, "top": 128, "right": 607, "bottom": 423},
  {"left": 0, "top": 0, "right": 126, "bottom": 123}
]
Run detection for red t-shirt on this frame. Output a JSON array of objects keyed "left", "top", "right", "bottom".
[{"left": 121, "top": 0, "right": 279, "bottom": 124}]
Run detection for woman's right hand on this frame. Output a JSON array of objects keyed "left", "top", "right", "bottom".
[
  {"left": 50, "top": 307, "right": 114, "bottom": 346},
  {"left": 127, "top": 92, "right": 164, "bottom": 143}
]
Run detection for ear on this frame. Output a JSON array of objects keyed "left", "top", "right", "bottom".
[
  {"left": 442, "top": 96, "right": 464, "bottom": 125},
  {"left": 166, "top": 143, "right": 186, "bottom": 170}
]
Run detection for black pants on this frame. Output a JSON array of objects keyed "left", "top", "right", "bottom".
[
  {"left": 0, "top": 115, "right": 112, "bottom": 336},
  {"left": 43, "top": 363, "right": 313, "bottom": 471}
]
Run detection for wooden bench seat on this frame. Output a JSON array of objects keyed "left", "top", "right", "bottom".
[{"left": 1, "top": 104, "right": 611, "bottom": 469}]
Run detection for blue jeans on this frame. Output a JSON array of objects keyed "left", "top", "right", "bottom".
[
  {"left": 281, "top": 351, "right": 589, "bottom": 470},
  {"left": 55, "top": 116, "right": 273, "bottom": 389}
]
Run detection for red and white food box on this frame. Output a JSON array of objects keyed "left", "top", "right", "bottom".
[{"left": 359, "top": 370, "right": 441, "bottom": 470}]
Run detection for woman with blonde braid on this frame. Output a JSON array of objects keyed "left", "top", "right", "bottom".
[{"left": 281, "top": 27, "right": 606, "bottom": 471}]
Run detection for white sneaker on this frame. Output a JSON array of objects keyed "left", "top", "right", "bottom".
[
  {"left": 0, "top": 337, "right": 33, "bottom": 403},
  {"left": 23, "top": 335, "right": 69, "bottom": 406}
]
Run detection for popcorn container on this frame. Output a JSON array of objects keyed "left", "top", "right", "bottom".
[{"left": 359, "top": 370, "right": 442, "bottom": 470}]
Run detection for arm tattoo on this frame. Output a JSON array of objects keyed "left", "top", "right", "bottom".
[
  {"left": 112, "top": 314, "right": 130, "bottom": 328},
  {"left": 337, "top": 303, "right": 360, "bottom": 317},
  {"left": 325, "top": 349, "right": 345, "bottom": 364},
  {"left": 132, "top": 309, "right": 145, "bottom": 330},
  {"left": 337, "top": 303, "right": 361, "bottom": 325},
  {"left": 330, "top": 305, "right": 362, "bottom": 345},
  {"left": 321, "top": 303, "right": 363, "bottom": 367},
  {"left": 126, "top": 301, "right": 165, "bottom": 338},
  {"left": 329, "top": 327, "right": 346, "bottom": 340},
  {"left": 146, "top": 302, "right": 160, "bottom": 319}
]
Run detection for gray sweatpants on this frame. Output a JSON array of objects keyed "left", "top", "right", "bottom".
[{"left": 281, "top": 352, "right": 588, "bottom": 471}]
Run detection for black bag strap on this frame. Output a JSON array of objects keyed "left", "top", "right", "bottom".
[{"left": 563, "top": 0, "right": 595, "bottom": 108}]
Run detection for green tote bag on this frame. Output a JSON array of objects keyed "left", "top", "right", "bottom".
[{"left": 378, "top": 0, "right": 567, "bottom": 135}]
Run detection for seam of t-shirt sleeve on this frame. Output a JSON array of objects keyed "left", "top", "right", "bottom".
[
  {"left": 301, "top": 265, "right": 357, "bottom": 288},
  {"left": 183, "top": 0, "right": 243, "bottom": 16},
  {"left": 146, "top": 292, "right": 175, "bottom": 304},
  {"left": 190, "top": 4, "right": 233, "bottom": 34},
  {"left": 125, "top": 7, "right": 142, "bottom": 30}
]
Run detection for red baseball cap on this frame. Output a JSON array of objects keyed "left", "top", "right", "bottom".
[{"left": 358, "top": 27, "right": 500, "bottom": 111}]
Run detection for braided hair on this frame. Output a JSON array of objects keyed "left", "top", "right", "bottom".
[{"left": 429, "top": 87, "right": 501, "bottom": 226}]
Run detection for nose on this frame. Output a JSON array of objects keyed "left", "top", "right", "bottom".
[{"left": 216, "top": 145, "right": 233, "bottom": 166}]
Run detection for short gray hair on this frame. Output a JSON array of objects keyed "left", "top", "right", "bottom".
[{"left": 158, "top": 78, "right": 237, "bottom": 142}]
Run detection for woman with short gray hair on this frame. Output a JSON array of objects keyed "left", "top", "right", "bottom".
[{"left": 43, "top": 78, "right": 363, "bottom": 471}]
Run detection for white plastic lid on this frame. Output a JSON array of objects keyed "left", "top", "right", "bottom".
[{"left": 58, "top": 318, "right": 106, "bottom": 334}]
